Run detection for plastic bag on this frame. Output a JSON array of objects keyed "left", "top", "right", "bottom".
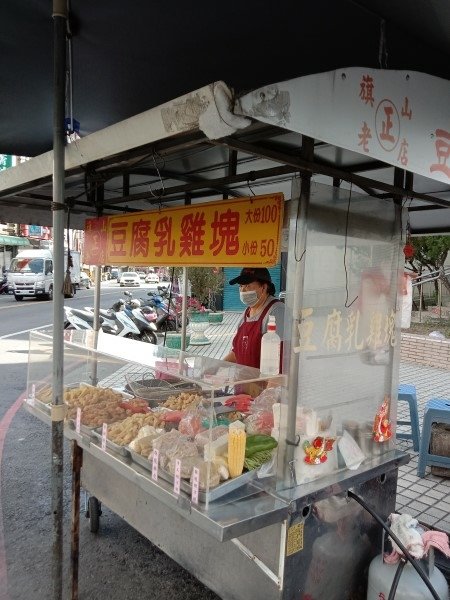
[
  {"left": 152, "top": 429, "right": 186, "bottom": 469},
  {"left": 178, "top": 410, "right": 204, "bottom": 438},
  {"left": 251, "top": 386, "right": 282, "bottom": 411},
  {"left": 189, "top": 460, "right": 220, "bottom": 490},
  {"left": 194, "top": 425, "right": 229, "bottom": 451},
  {"left": 256, "top": 451, "right": 277, "bottom": 479},
  {"left": 168, "top": 450, "right": 200, "bottom": 479},
  {"left": 244, "top": 411, "right": 274, "bottom": 435}
]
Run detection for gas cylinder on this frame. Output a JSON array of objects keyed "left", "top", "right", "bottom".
[{"left": 366, "top": 552, "right": 448, "bottom": 600}]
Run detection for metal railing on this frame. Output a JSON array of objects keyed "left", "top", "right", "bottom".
[{"left": 411, "top": 266, "right": 450, "bottom": 286}]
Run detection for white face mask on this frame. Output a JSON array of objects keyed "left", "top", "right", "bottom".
[{"left": 240, "top": 290, "right": 259, "bottom": 307}]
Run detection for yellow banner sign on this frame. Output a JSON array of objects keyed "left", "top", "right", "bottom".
[{"left": 84, "top": 193, "right": 284, "bottom": 267}]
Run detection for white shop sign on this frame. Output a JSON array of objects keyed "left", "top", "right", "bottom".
[{"left": 237, "top": 67, "right": 450, "bottom": 184}]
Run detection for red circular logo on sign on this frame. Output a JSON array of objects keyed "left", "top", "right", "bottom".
[{"left": 375, "top": 99, "right": 400, "bottom": 152}]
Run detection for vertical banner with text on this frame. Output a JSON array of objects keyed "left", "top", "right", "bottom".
[{"left": 84, "top": 194, "right": 284, "bottom": 267}]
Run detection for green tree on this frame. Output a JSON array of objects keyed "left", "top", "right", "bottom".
[
  {"left": 187, "top": 267, "right": 223, "bottom": 309},
  {"left": 170, "top": 266, "right": 224, "bottom": 310},
  {"left": 408, "top": 236, "right": 450, "bottom": 298}
]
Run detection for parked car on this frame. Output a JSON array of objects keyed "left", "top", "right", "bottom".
[
  {"left": 78, "top": 272, "right": 92, "bottom": 289},
  {"left": 110, "top": 268, "right": 120, "bottom": 280},
  {"left": 137, "top": 271, "right": 147, "bottom": 280},
  {"left": 145, "top": 273, "right": 160, "bottom": 284},
  {"left": 119, "top": 271, "right": 140, "bottom": 287}
]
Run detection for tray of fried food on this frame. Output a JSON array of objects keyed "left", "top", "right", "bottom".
[
  {"left": 65, "top": 385, "right": 134, "bottom": 430},
  {"left": 94, "top": 412, "right": 165, "bottom": 456},
  {"left": 160, "top": 391, "right": 206, "bottom": 411},
  {"left": 64, "top": 384, "right": 125, "bottom": 410},
  {"left": 68, "top": 401, "right": 131, "bottom": 430}
]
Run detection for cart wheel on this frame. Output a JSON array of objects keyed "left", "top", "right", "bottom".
[{"left": 87, "top": 496, "right": 102, "bottom": 533}]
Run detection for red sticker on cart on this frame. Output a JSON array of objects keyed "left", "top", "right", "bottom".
[
  {"left": 191, "top": 466, "right": 200, "bottom": 505},
  {"left": 174, "top": 459, "right": 181, "bottom": 495},
  {"left": 101, "top": 423, "right": 107, "bottom": 451},
  {"left": 152, "top": 449, "right": 159, "bottom": 481},
  {"left": 76, "top": 408, "right": 81, "bottom": 434}
]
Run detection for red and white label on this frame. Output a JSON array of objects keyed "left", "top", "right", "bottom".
[
  {"left": 191, "top": 466, "right": 200, "bottom": 505},
  {"left": 101, "top": 423, "right": 107, "bottom": 451},
  {"left": 151, "top": 449, "right": 159, "bottom": 482},
  {"left": 76, "top": 408, "right": 81, "bottom": 434},
  {"left": 173, "top": 459, "right": 181, "bottom": 495}
]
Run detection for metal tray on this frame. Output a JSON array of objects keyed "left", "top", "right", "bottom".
[
  {"left": 129, "top": 449, "right": 153, "bottom": 470},
  {"left": 128, "top": 449, "right": 256, "bottom": 503},
  {"left": 68, "top": 419, "right": 99, "bottom": 439},
  {"left": 91, "top": 428, "right": 131, "bottom": 458},
  {"left": 33, "top": 398, "right": 52, "bottom": 415},
  {"left": 125, "top": 378, "right": 207, "bottom": 408}
]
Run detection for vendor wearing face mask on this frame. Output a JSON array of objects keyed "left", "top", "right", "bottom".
[{"left": 223, "top": 267, "right": 285, "bottom": 369}]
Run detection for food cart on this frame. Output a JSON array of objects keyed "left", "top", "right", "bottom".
[
  {"left": 24, "top": 178, "right": 408, "bottom": 600},
  {"left": 4, "top": 66, "right": 450, "bottom": 599}
]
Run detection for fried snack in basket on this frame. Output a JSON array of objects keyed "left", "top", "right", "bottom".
[
  {"left": 107, "top": 412, "right": 163, "bottom": 446},
  {"left": 161, "top": 392, "right": 204, "bottom": 411},
  {"left": 67, "top": 399, "right": 130, "bottom": 428},
  {"left": 64, "top": 385, "right": 124, "bottom": 409}
]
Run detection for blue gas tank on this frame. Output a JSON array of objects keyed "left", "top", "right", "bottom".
[{"left": 367, "top": 552, "right": 448, "bottom": 600}]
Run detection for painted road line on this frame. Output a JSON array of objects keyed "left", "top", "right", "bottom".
[
  {"left": 0, "top": 393, "right": 25, "bottom": 600},
  {"left": 0, "top": 324, "right": 52, "bottom": 340}
]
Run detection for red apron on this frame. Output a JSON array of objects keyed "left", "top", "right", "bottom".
[{"left": 232, "top": 299, "right": 278, "bottom": 368}]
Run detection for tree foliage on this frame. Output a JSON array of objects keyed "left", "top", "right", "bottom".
[
  {"left": 170, "top": 266, "right": 224, "bottom": 308},
  {"left": 187, "top": 267, "right": 223, "bottom": 308},
  {"left": 408, "top": 236, "right": 450, "bottom": 294}
]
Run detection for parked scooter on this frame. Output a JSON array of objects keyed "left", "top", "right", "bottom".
[
  {"left": 145, "top": 293, "right": 179, "bottom": 331},
  {"left": 64, "top": 301, "right": 144, "bottom": 341},
  {"left": 122, "top": 291, "right": 158, "bottom": 344}
]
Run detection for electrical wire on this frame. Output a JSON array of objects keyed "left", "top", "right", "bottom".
[
  {"left": 343, "top": 184, "right": 358, "bottom": 308},
  {"left": 347, "top": 490, "right": 440, "bottom": 600},
  {"left": 387, "top": 559, "right": 406, "bottom": 600}
]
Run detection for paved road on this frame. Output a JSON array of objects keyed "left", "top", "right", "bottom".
[{"left": 0, "top": 285, "right": 219, "bottom": 600}]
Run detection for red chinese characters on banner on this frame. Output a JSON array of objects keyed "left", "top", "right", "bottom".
[
  {"left": 84, "top": 194, "right": 283, "bottom": 266},
  {"left": 131, "top": 219, "right": 150, "bottom": 257},
  {"left": 180, "top": 212, "right": 206, "bottom": 256},
  {"left": 430, "top": 129, "right": 450, "bottom": 179},
  {"left": 84, "top": 217, "right": 108, "bottom": 264},
  {"left": 359, "top": 74, "right": 375, "bottom": 107},
  {"left": 154, "top": 216, "right": 175, "bottom": 257},
  {"left": 358, "top": 121, "right": 372, "bottom": 153},
  {"left": 401, "top": 96, "right": 412, "bottom": 120},
  {"left": 110, "top": 221, "right": 128, "bottom": 257},
  {"left": 209, "top": 208, "right": 239, "bottom": 256},
  {"left": 376, "top": 100, "right": 400, "bottom": 152},
  {"left": 397, "top": 138, "right": 409, "bottom": 166}
]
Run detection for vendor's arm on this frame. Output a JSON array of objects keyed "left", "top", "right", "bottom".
[{"left": 223, "top": 350, "right": 236, "bottom": 363}]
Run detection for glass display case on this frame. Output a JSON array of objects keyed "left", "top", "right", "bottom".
[
  {"left": 26, "top": 328, "right": 286, "bottom": 506},
  {"left": 25, "top": 184, "right": 404, "bottom": 507},
  {"left": 278, "top": 183, "right": 404, "bottom": 491}
]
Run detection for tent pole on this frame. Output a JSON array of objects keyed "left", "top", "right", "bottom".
[
  {"left": 284, "top": 138, "right": 314, "bottom": 487},
  {"left": 51, "top": 2, "right": 67, "bottom": 599},
  {"left": 181, "top": 268, "right": 188, "bottom": 350}
]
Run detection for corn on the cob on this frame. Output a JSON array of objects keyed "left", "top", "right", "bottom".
[{"left": 227, "top": 428, "right": 246, "bottom": 478}]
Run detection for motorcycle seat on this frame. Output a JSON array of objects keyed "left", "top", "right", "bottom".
[{"left": 69, "top": 308, "right": 100, "bottom": 324}]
